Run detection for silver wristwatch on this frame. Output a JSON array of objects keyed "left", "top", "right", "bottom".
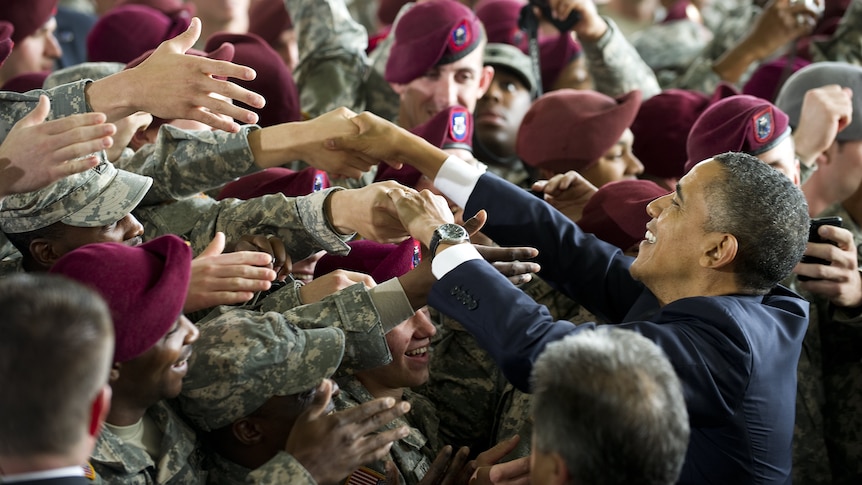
[{"left": 429, "top": 223, "right": 469, "bottom": 257}]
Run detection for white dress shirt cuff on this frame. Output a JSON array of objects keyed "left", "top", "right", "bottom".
[
  {"left": 431, "top": 243, "right": 483, "bottom": 279},
  {"left": 433, "top": 155, "right": 483, "bottom": 208}
]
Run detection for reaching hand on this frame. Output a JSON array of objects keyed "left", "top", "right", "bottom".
[
  {"left": 386, "top": 187, "right": 455, "bottom": 247},
  {"left": 0, "top": 96, "right": 115, "bottom": 199},
  {"left": 286, "top": 379, "right": 412, "bottom": 485},
  {"left": 468, "top": 436, "right": 531, "bottom": 485},
  {"left": 794, "top": 225, "right": 862, "bottom": 308},
  {"left": 230, "top": 234, "right": 291, "bottom": 281},
  {"left": 300, "top": 270, "right": 377, "bottom": 304},
  {"left": 92, "top": 17, "right": 265, "bottom": 132},
  {"left": 328, "top": 181, "right": 417, "bottom": 243},
  {"left": 532, "top": 170, "right": 598, "bottom": 222},
  {"left": 793, "top": 85, "right": 853, "bottom": 167},
  {"left": 184, "top": 232, "right": 277, "bottom": 312}
]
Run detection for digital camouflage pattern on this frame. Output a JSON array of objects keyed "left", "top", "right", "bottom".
[
  {"left": 42, "top": 62, "right": 124, "bottom": 89},
  {"left": 335, "top": 376, "right": 439, "bottom": 485},
  {"left": 0, "top": 161, "right": 152, "bottom": 233},
  {"left": 583, "top": 17, "right": 661, "bottom": 100},
  {"left": 630, "top": 20, "right": 712, "bottom": 89},
  {"left": 809, "top": 0, "right": 862, "bottom": 66},
  {"left": 90, "top": 401, "right": 207, "bottom": 484},
  {"left": 810, "top": 203, "right": 862, "bottom": 483},
  {"left": 178, "top": 309, "right": 344, "bottom": 432},
  {"left": 134, "top": 187, "right": 352, "bottom": 258},
  {"left": 207, "top": 450, "right": 316, "bottom": 485}
]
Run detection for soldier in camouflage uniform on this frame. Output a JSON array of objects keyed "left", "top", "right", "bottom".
[
  {"left": 776, "top": 62, "right": 862, "bottom": 484},
  {"left": 177, "top": 306, "right": 342, "bottom": 484},
  {"left": 48, "top": 235, "right": 206, "bottom": 483}
]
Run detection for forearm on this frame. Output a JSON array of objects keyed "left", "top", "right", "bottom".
[
  {"left": 124, "top": 125, "right": 260, "bottom": 204},
  {"left": 581, "top": 17, "right": 660, "bottom": 100}
]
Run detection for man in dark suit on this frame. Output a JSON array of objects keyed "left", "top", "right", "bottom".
[
  {"left": 0, "top": 273, "right": 114, "bottom": 483},
  {"left": 332, "top": 113, "right": 811, "bottom": 484}
]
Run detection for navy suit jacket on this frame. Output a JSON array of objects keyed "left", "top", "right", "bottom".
[{"left": 428, "top": 173, "right": 808, "bottom": 484}]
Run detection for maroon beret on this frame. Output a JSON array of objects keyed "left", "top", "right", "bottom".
[
  {"left": 517, "top": 89, "right": 642, "bottom": 173},
  {"left": 117, "top": 0, "right": 195, "bottom": 17},
  {"left": 0, "top": 22, "right": 14, "bottom": 67},
  {"left": 0, "top": 70, "right": 50, "bottom": 93},
  {"left": 375, "top": 106, "right": 473, "bottom": 188},
  {"left": 386, "top": 0, "right": 484, "bottom": 84},
  {"left": 50, "top": 235, "right": 192, "bottom": 363},
  {"left": 686, "top": 94, "right": 791, "bottom": 172},
  {"left": 217, "top": 167, "right": 330, "bottom": 200},
  {"left": 662, "top": 1, "right": 693, "bottom": 23},
  {"left": 475, "top": 0, "right": 529, "bottom": 51},
  {"left": 87, "top": 4, "right": 191, "bottom": 64},
  {"left": 1, "top": 0, "right": 57, "bottom": 43},
  {"left": 631, "top": 89, "right": 710, "bottom": 179},
  {"left": 314, "top": 238, "right": 421, "bottom": 283},
  {"left": 742, "top": 55, "right": 811, "bottom": 103},
  {"left": 205, "top": 32, "right": 300, "bottom": 126},
  {"left": 248, "top": 0, "right": 292, "bottom": 49},
  {"left": 578, "top": 179, "right": 670, "bottom": 252},
  {"left": 539, "top": 33, "right": 582, "bottom": 92}
]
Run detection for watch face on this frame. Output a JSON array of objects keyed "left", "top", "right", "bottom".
[{"left": 440, "top": 224, "right": 467, "bottom": 239}]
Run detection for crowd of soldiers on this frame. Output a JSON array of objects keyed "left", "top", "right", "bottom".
[{"left": 1, "top": 0, "right": 862, "bottom": 484}]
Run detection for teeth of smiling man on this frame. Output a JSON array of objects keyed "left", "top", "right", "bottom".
[
  {"left": 405, "top": 347, "right": 428, "bottom": 356},
  {"left": 645, "top": 230, "right": 656, "bottom": 244}
]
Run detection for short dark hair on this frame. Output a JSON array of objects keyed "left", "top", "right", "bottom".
[
  {"left": 0, "top": 273, "right": 114, "bottom": 456},
  {"left": 531, "top": 328, "right": 689, "bottom": 485},
  {"left": 704, "top": 152, "right": 809, "bottom": 292}
]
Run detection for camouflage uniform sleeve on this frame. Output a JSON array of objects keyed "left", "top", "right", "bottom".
[
  {"left": 365, "top": 3, "right": 414, "bottom": 123},
  {"left": 0, "top": 80, "right": 92, "bottom": 140},
  {"left": 287, "top": 0, "right": 370, "bottom": 117},
  {"left": 581, "top": 17, "right": 660, "bottom": 100},
  {"left": 261, "top": 282, "right": 393, "bottom": 373},
  {"left": 121, "top": 124, "right": 260, "bottom": 205},
  {"left": 246, "top": 451, "right": 317, "bottom": 485},
  {"left": 668, "top": 3, "right": 762, "bottom": 94},
  {"left": 810, "top": 0, "right": 862, "bottom": 65}
]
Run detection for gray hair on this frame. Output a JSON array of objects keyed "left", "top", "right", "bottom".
[
  {"left": 531, "top": 327, "right": 689, "bottom": 485},
  {"left": 705, "top": 152, "right": 809, "bottom": 292}
]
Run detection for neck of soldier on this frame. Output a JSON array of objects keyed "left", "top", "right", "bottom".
[
  {"left": 472, "top": 133, "right": 522, "bottom": 170},
  {"left": 355, "top": 375, "right": 405, "bottom": 402},
  {"left": 106, "top": 393, "right": 153, "bottom": 427},
  {"left": 842, "top": 188, "right": 862, "bottom": 228}
]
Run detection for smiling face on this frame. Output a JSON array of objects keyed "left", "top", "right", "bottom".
[
  {"left": 393, "top": 47, "right": 493, "bottom": 130},
  {"left": 630, "top": 160, "right": 722, "bottom": 300},
  {"left": 113, "top": 315, "right": 200, "bottom": 405},
  {"left": 356, "top": 308, "right": 436, "bottom": 396},
  {"left": 474, "top": 67, "right": 533, "bottom": 158}
]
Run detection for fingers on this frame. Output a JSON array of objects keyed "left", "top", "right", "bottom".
[
  {"left": 52, "top": 155, "right": 100, "bottom": 179},
  {"left": 419, "top": 445, "right": 453, "bottom": 485},
  {"left": 475, "top": 245, "right": 539, "bottom": 262},
  {"left": 354, "top": 426, "right": 409, "bottom": 464},
  {"left": 475, "top": 435, "right": 521, "bottom": 467},
  {"left": 492, "top": 260, "right": 541, "bottom": 276},
  {"left": 440, "top": 446, "right": 471, "bottom": 485},
  {"left": 487, "top": 456, "right": 531, "bottom": 484}
]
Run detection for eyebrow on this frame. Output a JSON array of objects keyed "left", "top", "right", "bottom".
[{"left": 675, "top": 182, "right": 684, "bottom": 204}]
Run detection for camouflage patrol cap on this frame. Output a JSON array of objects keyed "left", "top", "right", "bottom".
[
  {"left": 178, "top": 313, "right": 345, "bottom": 432},
  {"left": 775, "top": 62, "right": 862, "bottom": 142},
  {"left": 43, "top": 62, "right": 125, "bottom": 88},
  {"left": 483, "top": 43, "right": 536, "bottom": 97},
  {"left": 0, "top": 162, "right": 152, "bottom": 234}
]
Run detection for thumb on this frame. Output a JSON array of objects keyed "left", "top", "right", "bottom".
[
  {"left": 22, "top": 95, "right": 51, "bottom": 127},
  {"left": 200, "top": 232, "right": 226, "bottom": 258},
  {"left": 302, "top": 379, "right": 334, "bottom": 421},
  {"left": 169, "top": 17, "right": 201, "bottom": 54},
  {"left": 463, "top": 210, "right": 487, "bottom": 237}
]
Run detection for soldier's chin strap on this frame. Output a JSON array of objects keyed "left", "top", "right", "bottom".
[{"left": 518, "top": 5, "right": 544, "bottom": 98}]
